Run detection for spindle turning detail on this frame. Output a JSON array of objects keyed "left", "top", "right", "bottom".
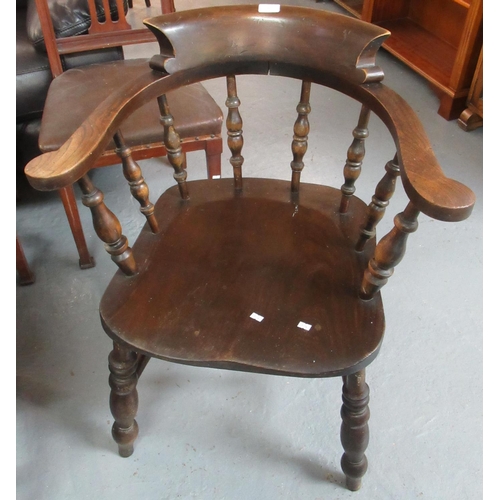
[{"left": 226, "top": 75, "right": 244, "bottom": 191}]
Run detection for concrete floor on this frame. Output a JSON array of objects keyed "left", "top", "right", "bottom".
[{"left": 16, "top": 1, "right": 483, "bottom": 499}]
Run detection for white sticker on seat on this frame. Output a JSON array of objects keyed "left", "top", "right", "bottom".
[
  {"left": 297, "top": 321, "right": 312, "bottom": 331},
  {"left": 250, "top": 312, "right": 264, "bottom": 322},
  {"left": 258, "top": 4, "right": 281, "bottom": 13}
]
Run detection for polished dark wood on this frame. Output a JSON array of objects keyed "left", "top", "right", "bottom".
[
  {"left": 225, "top": 76, "right": 244, "bottom": 191},
  {"left": 24, "top": 5, "right": 475, "bottom": 491},
  {"left": 109, "top": 342, "right": 139, "bottom": 457},
  {"left": 114, "top": 130, "right": 158, "bottom": 233},
  {"left": 356, "top": 154, "right": 400, "bottom": 251},
  {"left": 290, "top": 81, "right": 312, "bottom": 192},
  {"left": 361, "top": 202, "right": 420, "bottom": 299},
  {"left": 157, "top": 94, "right": 189, "bottom": 199},
  {"left": 78, "top": 175, "right": 137, "bottom": 276},
  {"left": 100, "top": 178, "right": 383, "bottom": 376}
]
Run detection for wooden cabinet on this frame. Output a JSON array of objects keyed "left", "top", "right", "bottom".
[{"left": 332, "top": 0, "right": 483, "bottom": 120}]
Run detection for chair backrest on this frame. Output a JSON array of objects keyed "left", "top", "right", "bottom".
[
  {"left": 34, "top": 0, "right": 175, "bottom": 77},
  {"left": 25, "top": 5, "right": 475, "bottom": 295}
]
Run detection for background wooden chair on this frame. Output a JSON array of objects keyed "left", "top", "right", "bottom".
[
  {"left": 25, "top": 5, "right": 475, "bottom": 491},
  {"left": 28, "top": 0, "right": 223, "bottom": 268},
  {"left": 16, "top": 236, "right": 36, "bottom": 285}
]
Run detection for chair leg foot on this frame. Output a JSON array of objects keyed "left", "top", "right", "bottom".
[
  {"left": 108, "top": 342, "right": 139, "bottom": 457},
  {"left": 340, "top": 369, "right": 370, "bottom": 491},
  {"left": 79, "top": 256, "right": 96, "bottom": 270}
]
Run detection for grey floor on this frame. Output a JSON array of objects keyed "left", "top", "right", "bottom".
[{"left": 16, "top": 1, "right": 483, "bottom": 499}]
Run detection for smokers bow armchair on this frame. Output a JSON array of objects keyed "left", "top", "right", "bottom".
[{"left": 25, "top": 5, "right": 475, "bottom": 491}]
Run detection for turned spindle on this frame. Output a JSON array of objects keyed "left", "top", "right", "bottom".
[
  {"left": 340, "top": 105, "right": 370, "bottom": 213},
  {"left": 158, "top": 94, "right": 189, "bottom": 200},
  {"left": 226, "top": 75, "right": 244, "bottom": 190},
  {"left": 78, "top": 175, "right": 137, "bottom": 275},
  {"left": 108, "top": 342, "right": 139, "bottom": 458},
  {"left": 340, "top": 369, "right": 370, "bottom": 491},
  {"left": 360, "top": 202, "right": 420, "bottom": 300},
  {"left": 290, "top": 81, "right": 312, "bottom": 193},
  {"left": 356, "top": 154, "right": 400, "bottom": 251},
  {"left": 114, "top": 130, "right": 159, "bottom": 233}
]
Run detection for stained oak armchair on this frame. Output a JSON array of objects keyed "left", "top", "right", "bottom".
[{"left": 25, "top": 5, "right": 475, "bottom": 491}]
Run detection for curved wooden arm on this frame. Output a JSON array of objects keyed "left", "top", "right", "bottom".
[
  {"left": 25, "top": 66, "right": 168, "bottom": 191},
  {"left": 359, "top": 84, "right": 475, "bottom": 222}
]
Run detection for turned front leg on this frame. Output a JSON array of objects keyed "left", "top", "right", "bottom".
[
  {"left": 340, "top": 369, "right": 370, "bottom": 491},
  {"left": 109, "top": 342, "right": 139, "bottom": 457}
]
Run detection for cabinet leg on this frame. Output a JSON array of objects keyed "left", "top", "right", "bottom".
[{"left": 438, "top": 94, "right": 468, "bottom": 121}]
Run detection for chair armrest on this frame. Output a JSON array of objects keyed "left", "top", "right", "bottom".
[
  {"left": 360, "top": 84, "right": 475, "bottom": 222},
  {"left": 25, "top": 64, "right": 165, "bottom": 190}
]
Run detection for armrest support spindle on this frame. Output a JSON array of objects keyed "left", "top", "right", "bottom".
[
  {"left": 356, "top": 154, "right": 401, "bottom": 251},
  {"left": 114, "top": 130, "right": 159, "bottom": 233},
  {"left": 360, "top": 201, "right": 419, "bottom": 300},
  {"left": 78, "top": 174, "right": 137, "bottom": 275}
]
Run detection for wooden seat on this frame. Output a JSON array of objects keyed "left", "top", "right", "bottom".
[
  {"left": 33, "top": 0, "right": 223, "bottom": 269},
  {"left": 25, "top": 5, "right": 475, "bottom": 492},
  {"left": 100, "top": 178, "right": 384, "bottom": 377}
]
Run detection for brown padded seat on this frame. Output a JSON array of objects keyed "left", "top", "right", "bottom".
[{"left": 39, "top": 58, "right": 223, "bottom": 152}]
